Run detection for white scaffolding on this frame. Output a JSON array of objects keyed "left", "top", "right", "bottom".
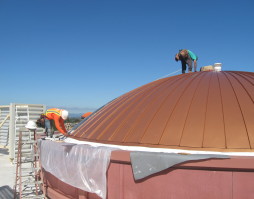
[
  {"left": 0, "top": 105, "right": 10, "bottom": 147},
  {"left": 0, "top": 103, "right": 46, "bottom": 161}
]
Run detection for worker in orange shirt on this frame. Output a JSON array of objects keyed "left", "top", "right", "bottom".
[
  {"left": 44, "top": 108, "right": 69, "bottom": 137},
  {"left": 81, "top": 112, "right": 93, "bottom": 119}
]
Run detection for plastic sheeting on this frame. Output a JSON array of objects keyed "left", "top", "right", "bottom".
[
  {"left": 130, "top": 151, "right": 229, "bottom": 180},
  {"left": 38, "top": 140, "right": 116, "bottom": 199}
]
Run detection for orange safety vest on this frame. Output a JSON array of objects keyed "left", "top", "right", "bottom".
[{"left": 45, "top": 108, "right": 62, "bottom": 120}]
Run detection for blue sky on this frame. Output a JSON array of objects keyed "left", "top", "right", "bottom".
[{"left": 1, "top": 0, "right": 253, "bottom": 114}]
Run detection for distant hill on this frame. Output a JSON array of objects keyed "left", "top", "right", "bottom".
[{"left": 69, "top": 113, "right": 83, "bottom": 118}]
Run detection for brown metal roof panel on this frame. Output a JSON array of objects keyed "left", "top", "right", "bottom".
[
  {"left": 77, "top": 101, "right": 121, "bottom": 138},
  {"left": 139, "top": 76, "right": 188, "bottom": 144},
  {"left": 89, "top": 104, "right": 135, "bottom": 140},
  {"left": 202, "top": 72, "right": 226, "bottom": 148},
  {"left": 113, "top": 94, "right": 165, "bottom": 142},
  {"left": 126, "top": 77, "right": 187, "bottom": 144},
  {"left": 141, "top": 76, "right": 194, "bottom": 146},
  {"left": 101, "top": 79, "right": 172, "bottom": 142},
  {"left": 228, "top": 72, "right": 254, "bottom": 104},
  {"left": 109, "top": 90, "right": 164, "bottom": 143},
  {"left": 236, "top": 71, "right": 254, "bottom": 83},
  {"left": 219, "top": 72, "right": 250, "bottom": 149},
  {"left": 157, "top": 75, "right": 199, "bottom": 146},
  {"left": 111, "top": 114, "right": 140, "bottom": 142},
  {"left": 122, "top": 77, "right": 183, "bottom": 143},
  {"left": 99, "top": 95, "right": 154, "bottom": 141},
  {"left": 226, "top": 72, "right": 254, "bottom": 148},
  {"left": 180, "top": 72, "right": 212, "bottom": 148},
  {"left": 159, "top": 73, "right": 203, "bottom": 146}
]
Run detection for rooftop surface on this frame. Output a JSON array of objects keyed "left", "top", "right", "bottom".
[{"left": 0, "top": 148, "right": 15, "bottom": 199}]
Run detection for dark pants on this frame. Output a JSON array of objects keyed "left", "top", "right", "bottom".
[
  {"left": 181, "top": 57, "right": 193, "bottom": 73},
  {"left": 45, "top": 119, "right": 54, "bottom": 138}
]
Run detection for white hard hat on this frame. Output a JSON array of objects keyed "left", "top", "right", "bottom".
[
  {"left": 61, "top": 110, "right": 69, "bottom": 120},
  {"left": 25, "top": 121, "right": 37, "bottom": 130}
]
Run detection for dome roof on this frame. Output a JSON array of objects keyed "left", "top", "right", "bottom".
[{"left": 70, "top": 71, "right": 254, "bottom": 152}]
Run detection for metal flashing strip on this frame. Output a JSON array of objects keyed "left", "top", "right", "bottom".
[{"left": 64, "top": 137, "right": 254, "bottom": 157}]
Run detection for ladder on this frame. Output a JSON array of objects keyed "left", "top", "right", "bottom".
[{"left": 14, "top": 127, "right": 45, "bottom": 199}]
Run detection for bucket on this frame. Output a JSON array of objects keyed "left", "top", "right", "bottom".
[{"left": 214, "top": 63, "right": 222, "bottom": 71}]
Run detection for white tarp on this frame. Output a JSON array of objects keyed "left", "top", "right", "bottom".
[{"left": 38, "top": 140, "right": 116, "bottom": 199}]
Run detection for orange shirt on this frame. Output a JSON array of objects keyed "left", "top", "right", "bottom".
[
  {"left": 45, "top": 108, "right": 67, "bottom": 135},
  {"left": 81, "top": 112, "right": 93, "bottom": 119}
]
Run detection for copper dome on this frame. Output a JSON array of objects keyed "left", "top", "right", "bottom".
[{"left": 70, "top": 71, "right": 254, "bottom": 152}]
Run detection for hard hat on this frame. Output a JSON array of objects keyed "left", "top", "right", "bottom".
[
  {"left": 25, "top": 121, "right": 37, "bottom": 130},
  {"left": 61, "top": 110, "right": 69, "bottom": 120}
]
